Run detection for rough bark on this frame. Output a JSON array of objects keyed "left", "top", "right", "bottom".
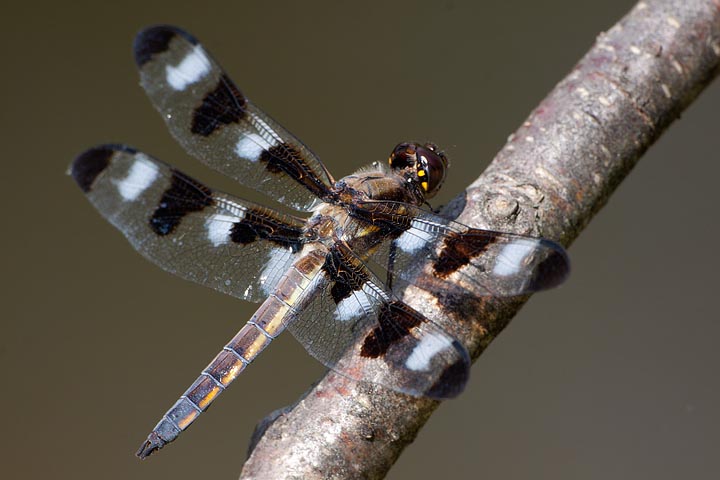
[{"left": 240, "top": 1, "right": 720, "bottom": 478}]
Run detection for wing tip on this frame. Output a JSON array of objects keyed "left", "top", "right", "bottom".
[
  {"left": 424, "top": 340, "right": 470, "bottom": 399},
  {"left": 133, "top": 25, "right": 198, "bottom": 67},
  {"left": 70, "top": 144, "right": 135, "bottom": 192},
  {"left": 528, "top": 240, "right": 571, "bottom": 292}
]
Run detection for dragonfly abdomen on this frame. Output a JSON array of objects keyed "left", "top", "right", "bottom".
[{"left": 136, "top": 248, "right": 327, "bottom": 458}]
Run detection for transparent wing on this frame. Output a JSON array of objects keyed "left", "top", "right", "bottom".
[
  {"left": 70, "top": 144, "right": 307, "bottom": 302},
  {"left": 287, "top": 241, "right": 470, "bottom": 399},
  {"left": 133, "top": 25, "right": 335, "bottom": 212},
  {"left": 349, "top": 200, "right": 570, "bottom": 298}
]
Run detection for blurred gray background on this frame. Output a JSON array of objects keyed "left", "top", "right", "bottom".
[{"left": 1, "top": 1, "right": 718, "bottom": 479}]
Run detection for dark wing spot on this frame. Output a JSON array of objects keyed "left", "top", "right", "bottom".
[
  {"left": 229, "top": 208, "right": 303, "bottom": 252},
  {"left": 150, "top": 170, "right": 214, "bottom": 236},
  {"left": 229, "top": 222, "right": 257, "bottom": 244},
  {"left": 424, "top": 340, "right": 470, "bottom": 399},
  {"left": 133, "top": 25, "right": 198, "bottom": 67},
  {"left": 321, "top": 248, "right": 353, "bottom": 304},
  {"left": 525, "top": 240, "right": 570, "bottom": 291},
  {"left": 330, "top": 281, "right": 353, "bottom": 305},
  {"left": 71, "top": 144, "right": 137, "bottom": 193},
  {"left": 191, "top": 74, "right": 247, "bottom": 137},
  {"left": 360, "top": 301, "right": 421, "bottom": 358},
  {"left": 258, "top": 143, "right": 333, "bottom": 200},
  {"left": 259, "top": 143, "right": 302, "bottom": 175},
  {"left": 71, "top": 145, "right": 118, "bottom": 192},
  {"left": 321, "top": 247, "right": 370, "bottom": 305},
  {"left": 433, "top": 229, "right": 500, "bottom": 278}
]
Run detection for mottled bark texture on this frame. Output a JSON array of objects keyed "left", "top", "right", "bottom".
[{"left": 240, "top": 1, "right": 720, "bottom": 478}]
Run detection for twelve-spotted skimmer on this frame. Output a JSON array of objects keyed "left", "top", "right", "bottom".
[{"left": 70, "top": 25, "right": 569, "bottom": 458}]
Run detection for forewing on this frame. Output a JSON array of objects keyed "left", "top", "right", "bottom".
[
  {"left": 287, "top": 242, "right": 470, "bottom": 399},
  {"left": 353, "top": 201, "right": 570, "bottom": 298},
  {"left": 133, "top": 25, "right": 334, "bottom": 212},
  {"left": 70, "top": 145, "right": 306, "bottom": 303}
]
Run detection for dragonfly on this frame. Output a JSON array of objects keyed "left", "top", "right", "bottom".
[{"left": 69, "top": 25, "right": 570, "bottom": 459}]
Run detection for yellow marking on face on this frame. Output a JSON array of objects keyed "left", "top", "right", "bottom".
[
  {"left": 197, "top": 385, "right": 221, "bottom": 409},
  {"left": 421, "top": 181, "right": 429, "bottom": 191},
  {"left": 176, "top": 409, "right": 200, "bottom": 429},
  {"left": 417, "top": 169, "right": 426, "bottom": 177}
]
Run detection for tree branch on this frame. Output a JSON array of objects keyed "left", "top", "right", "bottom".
[{"left": 240, "top": 1, "right": 720, "bottom": 478}]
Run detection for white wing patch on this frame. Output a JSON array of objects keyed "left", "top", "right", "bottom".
[
  {"left": 334, "top": 283, "right": 376, "bottom": 322},
  {"left": 234, "top": 132, "right": 274, "bottom": 162},
  {"left": 405, "top": 332, "right": 453, "bottom": 372},
  {"left": 260, "top": 248, "right": 296, "bottom": 296},
  {"left": 115, "top": 156, "right": 159, "bottom": 201},
  {"left": 166, "top": 45, "right": 211, "bottom": 91},
  {"left": 493, "top": 239, "right": 540, "bottom": 276},
  {"left": 395, "top": 219, "right": 436, "bottom": 254},
  {"left": 205, "top": 214, "right": 243, "bottom": 247}
]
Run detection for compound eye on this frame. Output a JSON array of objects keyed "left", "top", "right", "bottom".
[
  {"left": 416, "top": 144, "right": 448, "bottom": 198},
  {"left": 388, "top": 142, "right": 417, "bottom": 170}
]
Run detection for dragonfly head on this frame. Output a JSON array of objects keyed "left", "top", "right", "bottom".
[{"left": 388, "top": 142, "right": 448, "bottom": 199}]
